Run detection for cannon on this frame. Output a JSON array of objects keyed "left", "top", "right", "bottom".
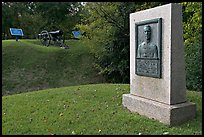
[{"left": 38, "top": 30, "right": 68, "bottom": 49}]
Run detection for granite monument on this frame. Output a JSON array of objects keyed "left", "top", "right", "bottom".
[{"left": 122, "top": 3, "right": 196, "bottom": 126}]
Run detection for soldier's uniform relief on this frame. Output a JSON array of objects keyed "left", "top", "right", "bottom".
[{"left": 135, "top": 18, "right": 162, "bottom": 78}]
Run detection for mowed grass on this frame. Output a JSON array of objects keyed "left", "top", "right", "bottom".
[
  {"left": 2, "top": 39, "right": 104, "bottom": 96},
  {"left": 2, "top": 84, "right": 202, "bottom": 135}
]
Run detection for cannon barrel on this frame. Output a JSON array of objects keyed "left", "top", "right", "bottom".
[
  {"left": 38, "top": 30, "right": 63, "bottom": 37},
  {"left": 49, "top": 30, "right": 63, "bottom": 37}
]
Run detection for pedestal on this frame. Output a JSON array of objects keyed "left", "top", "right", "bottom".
[{"left": 122, "top": 94, "right": 196, "bottom": 125}]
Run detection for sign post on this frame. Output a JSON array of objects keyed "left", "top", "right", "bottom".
[
  {"left": 15, "top": 36, "right": 18, "bottom": 41},
  {"left": 9, "top": 28, "right": 24, "bottom": 42}
]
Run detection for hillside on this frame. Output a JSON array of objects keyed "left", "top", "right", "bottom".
[
  {"left": 2, "top": 39, "right": 105, "bottom": 96},
  {"left": 2, "top": 39, "right": 202, "bottom": 135}
]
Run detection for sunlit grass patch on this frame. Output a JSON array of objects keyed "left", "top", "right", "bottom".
[{"left": 2, "top": 84, "right": 202, "bottom": 135}]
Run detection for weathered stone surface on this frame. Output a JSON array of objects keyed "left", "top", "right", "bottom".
[
  {"left": 123, "top": 94, "right": 196, "bottom": 125},
  {"left": 123, "top": 3, "right": 196, "bottom": 125},
  {"left": 129, "top": 3, "right": 187, "bottom": 105}
]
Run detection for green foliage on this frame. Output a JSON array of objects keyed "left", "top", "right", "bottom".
[
  {"left": 2, "top": 2, "right": 83, "bottom": 39},
  {"left": 77, "top": 3, "right": 130, "bottom": 83},
  {"left": 77, "top": 2, "right": 202, "bottom": 91},
  {"left": 182, "top": 2, "right": 202, "bottom": 45},
  {"left": 77, "top": 2, "right": 169, "bottom": 83},
  {"left": 35, "top": 2, "right": 82, "bottom": 32},
  {"left": 181, "top": 2, "right": 202, "bottom": 91},
  {"left": 185, "top": 43, "right": 202, "bottom": 91},
  {"left": 18, "top": 12, "right": 46, "bottom": 39},
  {"left": 2, "top": 84, "right": 202, "bottom": 135}
]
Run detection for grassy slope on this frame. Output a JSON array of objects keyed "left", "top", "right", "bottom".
[
  {"left": 2, "top": 84, "right": 202, "bottom": 135},
  {"left": 2, "top": 39, "right": 202, "bottom": 135},
  {"left": 2, "top": 39, "right": 105, "bottom": 96}
]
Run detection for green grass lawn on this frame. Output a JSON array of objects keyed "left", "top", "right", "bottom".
[
  {"left": 2, "top": 39, "right": 202, "bottom": 135},
  {"left": 2, "top": 39, "right": 105, "bottom": 96},
  {"left": 2, "top": 84, "right": 202, "bottom": 135}
]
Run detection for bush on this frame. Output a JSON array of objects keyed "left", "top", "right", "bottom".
[
  {"left": 182, "top": 2, "right": 202, "bottom": 91},
  {"left": 185, "top": 41, "right": 202, "bottom": 91}
]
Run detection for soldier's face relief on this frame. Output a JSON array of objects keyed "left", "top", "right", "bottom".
[{"left": 144, "top": 26, "right": 151, "bottom": 42}]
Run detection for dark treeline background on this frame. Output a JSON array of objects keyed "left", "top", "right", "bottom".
[
  {"left": 2, "top": 2, "right": 83, "bottom": 39},
  {"left": 2, "top": 2, "right": 202, "bottom": 91}
]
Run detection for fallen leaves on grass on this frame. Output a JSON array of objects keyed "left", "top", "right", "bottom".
[
  {"left": 48, "top": 130, "right": 56, "bottom": 135},
  {"left": 72, "top": 130, "right": 76, "bottom": 135},
  {"left": 163, "top": 131, "right": 169, "bottom": 135},
  {"left": 29, "top": 118, "right": 33, "bottom": 123},
  {"left": 42, "top": 116, "right": 48, "bottom": 123},
  {"left": 59, "top": 112, "right": 63, "bottom": 117}
]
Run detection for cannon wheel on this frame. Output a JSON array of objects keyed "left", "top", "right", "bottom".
[
  {"left": 60, "top": 36, "right": 69, "bottom": 49},
  {"left": 54, "top": 35, "right": 69, "bottom": 49},
  {"left": 40, "top": 30, "right": 51, "bottom": 46},
  {"left": 61, "top": 35, "right": 69, "bottom": 49}
]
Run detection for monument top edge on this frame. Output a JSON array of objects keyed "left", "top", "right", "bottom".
[{"left": 130, "top": 3, "right": 182, "bottom": 16}]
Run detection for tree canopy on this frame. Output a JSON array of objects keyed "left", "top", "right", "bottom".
[
  {"left": 2, "top": 2, "right": 83, "bottom": 39},
  {"left": 2, "top": 2, "right": 202, "bottom": 91},
  {"left": 77, "top": 2, "right": 202, "bottom": 91}
]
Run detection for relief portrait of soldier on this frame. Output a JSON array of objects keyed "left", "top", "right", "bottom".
[{"left": 137, "top": 25, "right": 158, "bottom": 58}]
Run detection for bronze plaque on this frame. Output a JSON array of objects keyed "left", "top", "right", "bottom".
[{"left": 135, "top": 18, "right": 162, "bottom": 78}]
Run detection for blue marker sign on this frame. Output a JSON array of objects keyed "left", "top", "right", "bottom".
[
  {"left": 9, "top": 28, "right": 24, "bottom": 41},
  {"left": 72, "top": 31, "right": 81, "bottom": 39}
]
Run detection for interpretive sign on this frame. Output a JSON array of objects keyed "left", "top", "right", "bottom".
[
  {"left": 9, "top": 28, "right": 24, "bottom": 41},
  {"left": 72, "top": 31, "right": 81, "bottom": 39},
  {"left": 135, "top": 18, "right": 162, "bottom": 78}
]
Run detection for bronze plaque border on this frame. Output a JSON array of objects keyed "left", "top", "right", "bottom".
[{"left": 135, "top": 18, "right": 162, "bottom": 78}]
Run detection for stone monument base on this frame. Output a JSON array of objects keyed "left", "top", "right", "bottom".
[{"left": 122, "top": 94, "right": 196, "bottom": 126}]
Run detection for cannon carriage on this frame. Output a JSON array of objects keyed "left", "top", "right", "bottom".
[{"left": 38, "top": 30, "right": 68, "bottom": 49}]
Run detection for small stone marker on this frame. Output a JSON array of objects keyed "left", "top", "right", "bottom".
[{"left": 122, "top": 3, "right": 196, "bottom": 126}]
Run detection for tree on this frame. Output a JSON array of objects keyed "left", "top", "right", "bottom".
[
  {"left": 77, "top": 2, "right": 202, "bottom": 91},
  {"left": 34, "top": 2, "right": 83, "bottom": 36},
  {"left": 2, "top": 2, "right": 83, "bottom": 39},
  {"left": 2, "top": 2, "right": 21, "bottom": 39},
  {"left": 77, "top": 2, "right": 169, "bottom": 83},
  {"left": 2, "top": 2, "right": 40, "bottom": 39},
  {"left": 18, "top": 12, "right": 47, "bottom": 39},
  {"left": 181, "top": 2, "right": 202, "bottom": 91}
]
